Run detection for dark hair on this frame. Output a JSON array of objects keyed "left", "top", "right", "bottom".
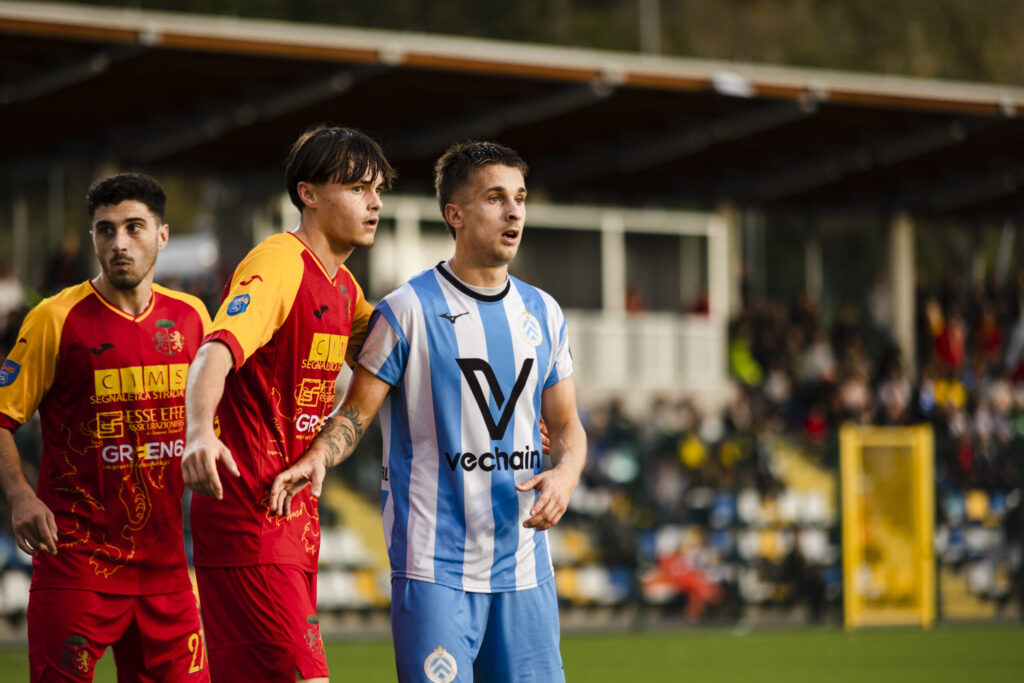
[
  {"left": 285, "top": 123, "right": 397, "bottom": 211},
  {"left": 434, "top": 141, "right": 528, "bottom": 238},
  {"left": 86, "top": 172, "right": 166, "bottom": 220}
]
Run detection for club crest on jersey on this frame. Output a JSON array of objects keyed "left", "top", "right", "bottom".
[
  {"left": 153, "top": 319, "right": 185, "bottom": 356},
  {"left": 519, "top": 311, "right": 542, "bottom": 347},
  {"left": 226, "top": 293, "right": 250, "bottom": 316},
  {"left": 0, "top": 359, "right": 21, "bottom": 386},
  {"left": 424, "top": 646, "right": 457, "bottom": 683}
]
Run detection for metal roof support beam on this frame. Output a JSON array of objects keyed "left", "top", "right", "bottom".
[
  {"left": 737, "top": 118, "right": 1001, "bottom": 202},
  {"left": 118, "top": 65, "right": 384, "bottom": 162},
  {"left": 387, "top": 79, "right": 617, "bottom": 159},
  {"left": 904, "top": 162, "right": 1024, "bottom": 213},
  {"left": 533, "top": 99, "right": 816, "bottom": 187},
  {"left": 0, "top": 45, "right": 146, "bottom": 106}
]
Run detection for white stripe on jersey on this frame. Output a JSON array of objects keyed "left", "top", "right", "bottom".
[
  {"left": 443, "top": 283, "right": 497, "bottom": 589},
  {"left": 502, "top": 284, "right": 541, "bottom": 590}
]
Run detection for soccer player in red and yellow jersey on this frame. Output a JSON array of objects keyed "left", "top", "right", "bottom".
[
  {"left": 0, "top": 173, "right": 212, "bottom": 682},
  {"left": 182, "top": 125, "right": 396, "bottom": 682}
]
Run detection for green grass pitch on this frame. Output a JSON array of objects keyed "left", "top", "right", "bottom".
[{"left": 1, "top": 624, "right": 1020, "bottom": 681}]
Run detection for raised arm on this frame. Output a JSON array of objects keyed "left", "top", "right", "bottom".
[
  {"left": 515, "top": 376, "right": 587, "bottom": 531},
  {"left": 182, "top": 341, "right": 239, "bottom": 499},
  {"left": 270, "top": 364, "right": 391, "bottom": 515},
  {"left": 0, "top": 428, "right": 57, "bottom": 556}
]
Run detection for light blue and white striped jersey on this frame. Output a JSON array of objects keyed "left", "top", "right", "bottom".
[{"left": 357, "top": 263, "right": 573, "bottom": 593}]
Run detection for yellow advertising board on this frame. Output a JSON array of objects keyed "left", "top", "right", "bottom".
[{"left": 840, "top": 424, "right": 935, "bottom": 629}]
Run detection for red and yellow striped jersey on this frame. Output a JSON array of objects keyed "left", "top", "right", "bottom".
[
  {"left": 0, "top": 281, "right": 211, "bottom": 594},
  {"left": 191, "top": 232, "right": 371, "bottom": 570}
]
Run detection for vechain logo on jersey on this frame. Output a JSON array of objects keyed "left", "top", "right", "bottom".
[
  {"left": 456, "top": 357, "right": 534, "bottom": 440},
  {"left": 445, "top": 445, "right": 541, "bottom": 473},
  {"left": 92, "top": 363, "right": 188, "bottom": 403},
  {"left": 0, "top": 359, "right": 21, "bottom": 387},
  {"left": 302, "top": 333, "right": 347, "bottom": 370},
  {"left": 226, "top": 293, "right": 250, "bottom": 316}
]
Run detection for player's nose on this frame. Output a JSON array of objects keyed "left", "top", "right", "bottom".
[
  {"left": 110, "top": 228, "right": 132, "bottom": 250},
  {"left": 506, "top": 200, "right": 524, "bottom": 222}
]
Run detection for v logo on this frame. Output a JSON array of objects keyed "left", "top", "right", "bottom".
[{"left": 456, "top": 358, "right": 534, "bottom": 440}]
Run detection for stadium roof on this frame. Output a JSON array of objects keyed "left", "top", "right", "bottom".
[{"left": 3, "top": 1, "right": 1024, "bottom": 219}]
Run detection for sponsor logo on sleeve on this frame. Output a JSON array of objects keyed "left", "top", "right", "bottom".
[
  {"left": 226, "top": 294, "right": 250, "bottom": 316},
  {"left": 239, "top": 274, "right": 263, "bottom": 286},
  {"left": 0, "top": 359, "right": 21, "bottom": 386},
  {"left": 424, "top": 646, "right": 457, "bottom": 683}
]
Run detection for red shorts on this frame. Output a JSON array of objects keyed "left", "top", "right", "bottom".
[
  {"left": 196, "top": 565, "right": 328, "bottom": 681},
  {"left": 28, "top": 587, "right": 209, "bottom": 682}
]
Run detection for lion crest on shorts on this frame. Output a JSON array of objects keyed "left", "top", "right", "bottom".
[
  {"left": 59, "top": 635, "right": 92, "bottom": 675},
  {"left": 304, "top": 614, "right": 325, "bottom": 657}
]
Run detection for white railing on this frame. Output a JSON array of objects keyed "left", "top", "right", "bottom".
[{"left": 564, "top": 310, "right": 730, "bottom": 412}]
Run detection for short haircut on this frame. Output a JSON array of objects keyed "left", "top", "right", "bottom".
[
  {"left": 86, "top": 172, "right": 166, "bottom": 221},
  {"left": 285, "top": 123, "right": 397, "bottom": 211},
  {"left": 434, "top": 141, "right": 529, "bottom": 237}
]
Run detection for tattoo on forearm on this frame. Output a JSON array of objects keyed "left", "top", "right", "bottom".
[{"left": 314, "top": 405, "right": 366, "bottom": 467}]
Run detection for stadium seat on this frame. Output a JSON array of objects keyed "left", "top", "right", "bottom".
[
  {"left": 709, "top": 492, "right": 736, "bottom": 529},
  {"left": 736, "top": 488, "right": 760, "bottom": 525},
  {"left": 964, "top": 489, "right": 990, "bottom": 523},
  {"left": 0, "top": 570, "right": 30, "bottom": 615},
  {"left": 319, "top": 527, "right": 371, "bottom": 568}
]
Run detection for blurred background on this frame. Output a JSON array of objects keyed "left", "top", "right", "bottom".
[{"left": 1, "top": 0, "right": 1023, "bottom": 656}]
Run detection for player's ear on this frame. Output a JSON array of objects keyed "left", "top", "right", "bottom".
[
  {"left": 444, "top": 203, "right": 463, "bottom": 231},
  {"left": 157, "top": 223, "right": 169, "bottom": 252},
  {"left": 297, "top": 181, "right": 318, "bottom": 210}
]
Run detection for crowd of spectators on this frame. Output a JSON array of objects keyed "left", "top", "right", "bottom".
[{"left": 563, "top": 267, "right": 1024, "bottom": 623}]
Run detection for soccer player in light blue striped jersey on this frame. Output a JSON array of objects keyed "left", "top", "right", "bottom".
[{"left": 271, "top": 140, "right": 587, "bottom": 682}]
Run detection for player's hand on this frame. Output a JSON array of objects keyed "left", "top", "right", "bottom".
[
  {"left": 539, "top": 417, "right": 551, "bottom": 455},
  {"left": 11, "top": 491, "right": 58, "bottom": 556},
  {"left": 515, "top": 465, "right": 579, "bottom": 531},
  {"left": 182, "top": 432, "right": 240, "bottom": 500},
  {"left": 269, "top": 451, "right": 326, "bottom": 517}
]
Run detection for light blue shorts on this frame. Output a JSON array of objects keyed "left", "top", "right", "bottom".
[{"left": 390, "top": 577, "right": 565, "bottom": 683}]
